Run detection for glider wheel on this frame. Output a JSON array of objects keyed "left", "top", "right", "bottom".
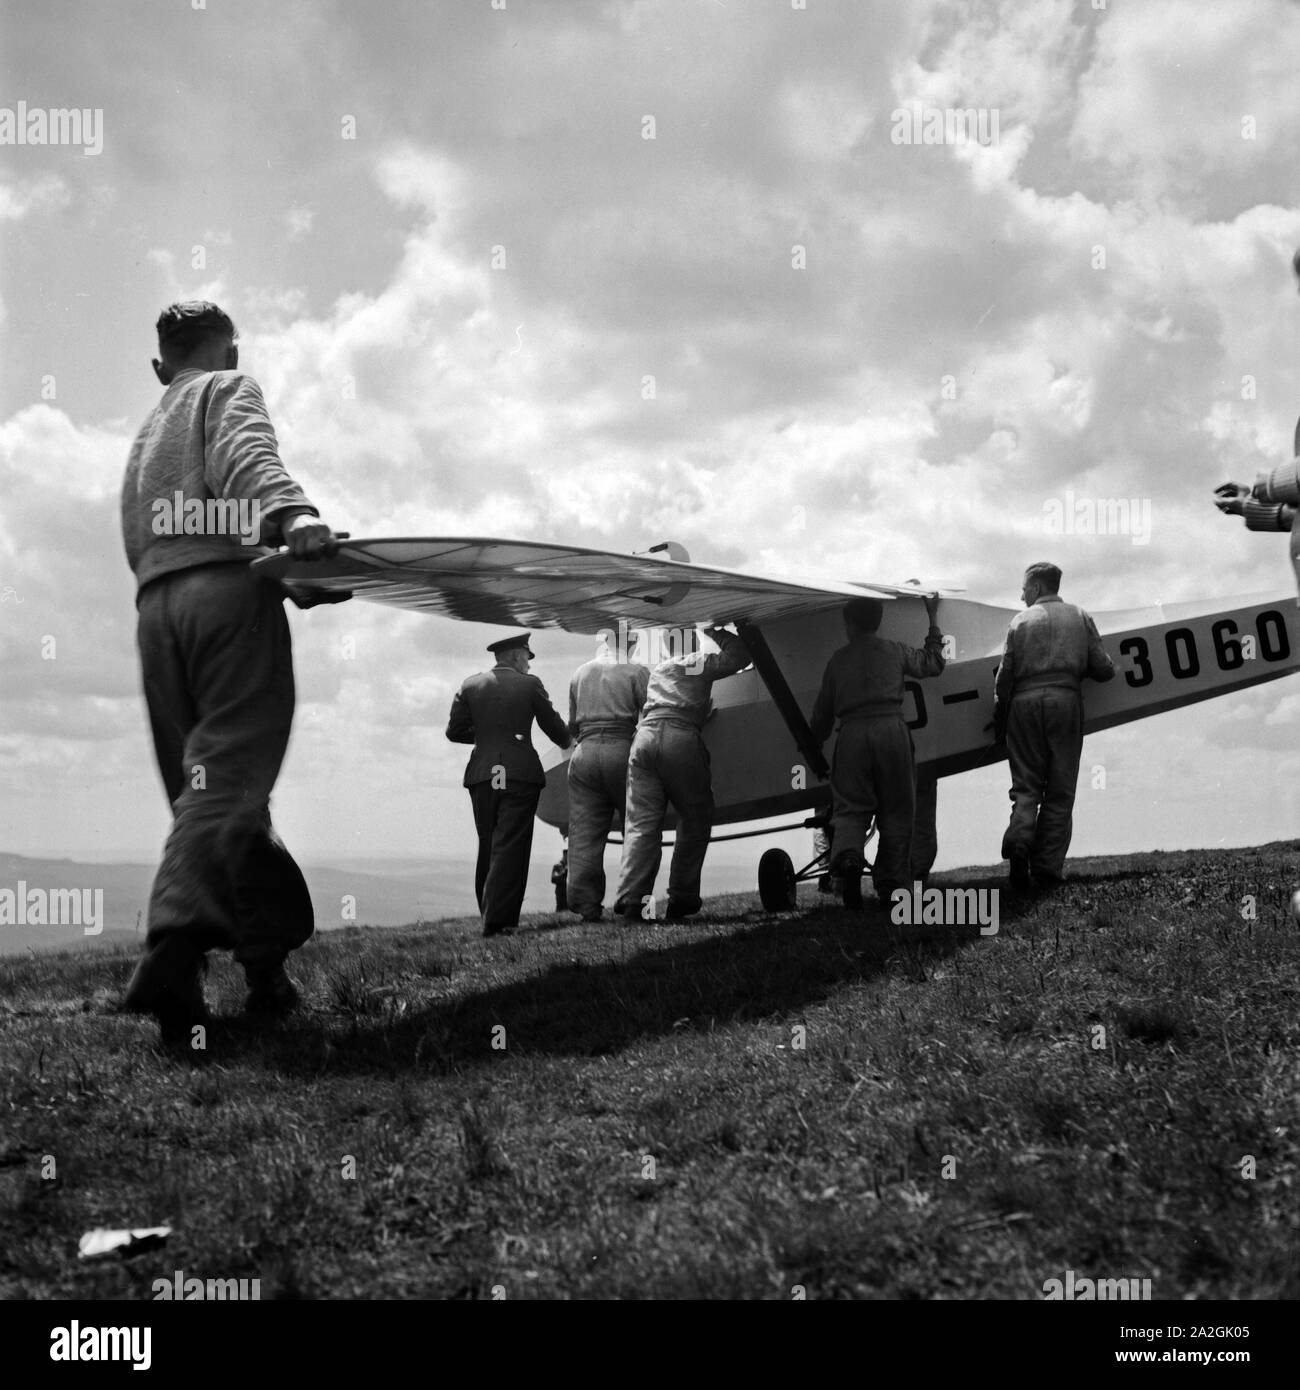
[{"left": 758, "top": 848, "right": 798, "bottom": 911}]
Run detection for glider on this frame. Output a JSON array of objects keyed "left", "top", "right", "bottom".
[{"left": 255, "top": 537, "right": 1300, "bottom": 907}]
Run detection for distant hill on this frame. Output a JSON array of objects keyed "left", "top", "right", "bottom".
[{"left": 0, "top": 850, "right": 766, "bottom": 956}]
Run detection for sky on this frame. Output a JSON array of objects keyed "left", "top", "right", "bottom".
[{"left": 3, "top": 0, "right": 1300, "bottom": 881}]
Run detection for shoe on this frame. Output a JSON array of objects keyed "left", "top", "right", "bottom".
[
  {"left": 483, "top": 925, "right": 515, "bottom": 937},
  {"left": 828, "top": 850, "right": 860, "bottom": 876},
  {"left": 124, "top": 940, "right": 209, "bottom": 1044},
  {"left": 244, "top": 961, "right": 300, "bottom": 1015},
  {"left": 1032, "top": 869, "right": 1065, "bottom": 891},
  {"left": 830, "top": 852, "right": 863, "bottom": 909},
  {"left": 663, "top": 897, "right": 701, "bottom": 921},
  {"left": 1008, "top": 852, "right": 1031, "bottom": 890},
  {"left": 874, "top": 882, "right": 904, "bottom": 910},
  {"left": 816, "top": 874, "right": 836, "bottom": 895}
]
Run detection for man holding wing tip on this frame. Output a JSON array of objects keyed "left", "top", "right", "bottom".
[
  {"left": 615, "top": 623, "right": 751, "bottom": 921},
  {"left": 121, "top": 300, "right": 344, "bottom": 1044},
  {"left": 810, "top": 594, "right": 946, "bottom": 909}
]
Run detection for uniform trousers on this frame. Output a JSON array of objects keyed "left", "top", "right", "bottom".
[{"left": 470, "top": 781, "right": 541, "bottom": 933}]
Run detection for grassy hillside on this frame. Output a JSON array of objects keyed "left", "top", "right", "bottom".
[{"left": 1, "top": 844, "right": 1298, "bottom": 1301}]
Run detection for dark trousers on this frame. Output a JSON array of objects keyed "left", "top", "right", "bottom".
[
  {"left": 136, "top": 564, "right": 313, "bottom": 969},
  {"left": 469, "top": 780, "right": 541, "bottom": 933},
  {"left": 911, "top": 765, "right": 939, "bottom": 884},
  {"left": 1001, "top": 687, "right": 1083, "bottom": 878},
  {"left": 829, "top": 715, "right": 916, "bottom": 899}
]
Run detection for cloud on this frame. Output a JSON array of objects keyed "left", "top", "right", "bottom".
[
  {"left": 7, "top": 0, "right": 1300, "bottom": 862},
  {"left": 1071, "top": 0, "right": 1300, "bottom": 203},
  {"left": 285, "top": 206, "right": 314, "bottom": 241},
  {"left": 0, "top": 406, "right": 138, "bottom": 672},
  {"left": 0, "top": 173, "right": 69, "bottom": 221}
]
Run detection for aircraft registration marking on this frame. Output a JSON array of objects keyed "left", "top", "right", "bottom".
[{"left": 1116, "top": 609, "right": 1291, "bottom": 687}]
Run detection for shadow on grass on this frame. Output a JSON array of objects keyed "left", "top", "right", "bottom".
[{"left": 217, "top": 874, "right": 1041, "bottom": 1078}]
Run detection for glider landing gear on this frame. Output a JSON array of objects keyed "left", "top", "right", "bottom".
[
  {"left": 758, "top": 848, "right": 799, "bottom": 910},
  {"left": 756, "top": 818, "right": 876, "bottom": 911},
  {"left": 551, "top": 846, "right": 568, "bottom": 913}
]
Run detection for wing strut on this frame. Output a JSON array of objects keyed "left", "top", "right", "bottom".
[{"left": 734, "top": 620, "right": 830, "bottom": 782}]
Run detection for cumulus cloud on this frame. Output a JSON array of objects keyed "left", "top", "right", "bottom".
[
  {"left": 285, "top": 206, "right": 314, "bottom": 241},
  {"left": 5, "top": 0, "right": 1300, "bottom": 861},
  {"left": 1071, "top": 0, "right": 1300, "bottom": 203},
  {"left": 0, "top": 173, "right": 69, "bottom": 221}
]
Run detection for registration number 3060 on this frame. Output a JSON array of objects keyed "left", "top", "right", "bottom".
[{"left": 1118, "top": 610, "right": 1291, "bottom": 687}]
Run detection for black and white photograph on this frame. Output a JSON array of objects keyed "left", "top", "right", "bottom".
[{"left": 1, "top": 0, "right": 1297, "bottom": 1346}]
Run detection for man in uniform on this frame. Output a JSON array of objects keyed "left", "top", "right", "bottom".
[
  {"left": 120, "top": 300, "right": 343, "bottom": 1043},
  {"left": 446, "top": 633, "right": 571, "bottom": 936},
  {"left": 565, "top": 630, "right": 650, "bottom": 922},
  {"left": 615, "top": 625, "right": 751, "bottom": 921},
  {"left": 810, "top": 596, "right": 945, "bottom": 907},
  {"left": 992, "top": 562, "right": 1115, "bottom": 889}
]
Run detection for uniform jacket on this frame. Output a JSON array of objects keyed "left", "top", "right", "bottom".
[
  {"left": 810, "top": 628, "right": 945, "bottom": 743},
  {"left": 446, "top": 664, "right": 570, "bottom": 787},
  {"left": 993, "top": 595, "right": 1115, "bottom": 708},
  {"left": 569, "top": 655, "right": 650, "bottom": 740}
]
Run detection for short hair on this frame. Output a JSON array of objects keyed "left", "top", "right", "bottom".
[
  {"left": 155, "top": 300, "right": 237, "bottom": 362},
  {"left": 843, "top": 598, "right": 883, "bottom": 633},
  {"left": 1024, "top": 562, "right": 1062, "bottom": 594}
]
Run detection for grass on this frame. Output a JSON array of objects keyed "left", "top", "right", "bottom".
[{"left": 1, "top": 843, "right": 1298, "bottom": 1300}]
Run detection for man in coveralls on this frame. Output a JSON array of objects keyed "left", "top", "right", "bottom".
[
  {"left": 446, "top": 633, "right": 571, "bottom": 935},
  {"left": 992, "top": 562, "right": 1115, "bottom": 889},
  {"left": 614, "top": 625, "right": 751, "bottom": 921},
  {"left": 565, "top": 631, "right": 650, "bottom": 922},
  {"left": 810, "top": 596, "right": 945, "bottom": 907}
]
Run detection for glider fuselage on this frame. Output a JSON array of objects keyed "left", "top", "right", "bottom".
[{"left": 536, "top": 591, "right": 1300, "bottom": 830}]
